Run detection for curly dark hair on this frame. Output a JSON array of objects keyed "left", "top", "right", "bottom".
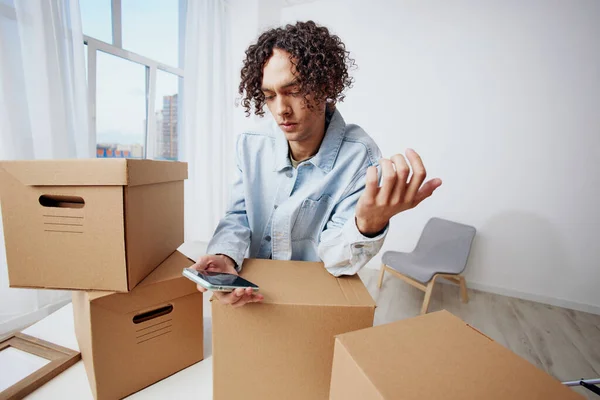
[{"left": 239, "top": 20, "right": 356, "bottom": 117}]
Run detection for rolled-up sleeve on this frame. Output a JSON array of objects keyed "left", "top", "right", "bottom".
[{"left": 318, "top": 167, "right": 387, "bottom": 277}]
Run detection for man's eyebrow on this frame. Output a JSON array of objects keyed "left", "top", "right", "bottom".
[{"left": 261, "top": 79, "right": 301, "bottom": 92}]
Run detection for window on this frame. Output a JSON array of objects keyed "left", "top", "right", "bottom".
[
  {"left": 154, "top": 70, "right": 181, "bottom": 160},
  {"left": 81, "top": 0, "right": 185, "bottom": 160},
  {"left": 80, "top": 0, "right": 112, "bottom": 44},
  {"left": 122, "top": 0, "right": 180, "bottom": 66},
  {"left": 96, "top": 52, "right": 146, "bottom": 158}
]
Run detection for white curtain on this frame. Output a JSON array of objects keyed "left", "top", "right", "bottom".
[
  {"left": 0, "top": 0, "right": 90, "bottom": 336},
  {"left": 182, "top": 0, "right": 235, "bottom": 243}
]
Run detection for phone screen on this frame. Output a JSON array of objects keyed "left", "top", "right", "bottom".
[{"left": 186, "top": 269, "right": 259, "bottom": 289}]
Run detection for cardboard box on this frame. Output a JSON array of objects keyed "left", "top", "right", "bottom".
[
  {"left": 330, "top": 310, "right": 583, "bottom": 400},
  {"left": 0, "top": 159, "right": 187, "bottom": 291},
  {"left": 72, "top": 250, "right": 203, "bottom": 400},
  {"left": 212, "top": 259, "right": 376, "bottom": 400}
]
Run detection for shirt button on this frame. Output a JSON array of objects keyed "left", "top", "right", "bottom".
[
  {"left": 286, "top": 171, "right": 293, "bottom": 178},
  {"left": 265, "top": 235, "right": 271, "bottom": 242},
  {"left": 274, "top": 205, "right": 278, "bottom": 209}
]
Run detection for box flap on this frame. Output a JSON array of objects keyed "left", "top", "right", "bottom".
[
  {"left": 238, "top": 259, "right": 376, "bottom": 307},
  {"left": 126, "top": 159, "right": 188, "bottom": 186},
  {"left": 0, "top": 159, "right": 187, "bottom": 187},
  {"left": 335, "top": 310, "right": 582, "bottom": 400},
  {"left": 89, "top": 251, "right": 198, "bottom": 314}
]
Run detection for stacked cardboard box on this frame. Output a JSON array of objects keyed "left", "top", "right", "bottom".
[{"left": 0, "top": 159, "right": 204, "bottom": 399}]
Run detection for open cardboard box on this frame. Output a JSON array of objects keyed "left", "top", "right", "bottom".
[
  {"left": 212, "top": 258, "right": 376, "bottom": 400},
  {"left": 72, "top": 250, "right": 204, "bottom": 400},
  {"left": 0, "top": 159, "right": 187, "bottom": 292},
  {"left": 330, "top": 310, "right": 583, "bottom": 399}
]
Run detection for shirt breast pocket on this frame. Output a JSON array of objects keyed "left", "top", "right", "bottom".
[{"left": 291, "top": 195, "right": 333, "bottom": 242}]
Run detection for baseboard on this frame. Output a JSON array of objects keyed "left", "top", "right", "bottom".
[
  {"left": 368, "top": 262, "right": 600, "bottom": 315},
  {"left": 461, "top": 281, "right": 600, "bottom": 316}
]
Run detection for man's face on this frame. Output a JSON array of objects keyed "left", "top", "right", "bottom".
[{"left": 261, "top": 48, "right": 326, "bottom": 144}]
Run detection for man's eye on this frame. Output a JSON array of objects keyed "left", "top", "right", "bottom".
[
  {"left": 289, "top": 91, "right": 300, "bottom": 97},
  {"left": 264, "top": 95, "right": 275, "bottom": 100}
]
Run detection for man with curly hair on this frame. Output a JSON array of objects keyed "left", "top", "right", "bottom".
[{"left": 193, "top": 21, "right": 442, "bottom": 307}]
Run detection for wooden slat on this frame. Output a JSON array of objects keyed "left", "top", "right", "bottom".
[
  {"left": 0, "top": 333, "right": 80, "bottom": 400},
  {"left": 381, "top": 265, "right": 427, "bottom": 291}
]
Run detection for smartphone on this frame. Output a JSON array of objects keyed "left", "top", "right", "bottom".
[{"left": 182, "top": 268, "right": 259, "bottom": 292}]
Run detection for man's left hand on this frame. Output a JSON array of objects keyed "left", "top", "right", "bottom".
[{"left": 355, "top": 149, "right": 442, "bottom": 236}]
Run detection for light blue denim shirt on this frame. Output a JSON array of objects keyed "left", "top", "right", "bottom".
[{"left": 206, "top": 109, "right": 387, "bottom": 276}]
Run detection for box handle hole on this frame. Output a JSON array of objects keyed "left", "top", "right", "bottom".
[
  {"left": 39, "top": 194, "right": 85, "bottom": 209},
  {"left": 133, "top": 304, "right": 173, "bottom": 324}
]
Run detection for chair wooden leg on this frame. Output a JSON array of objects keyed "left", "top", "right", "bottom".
[
  {"left": 421, "top": 277, "right": 437, "bottom": 315},
  {"left": 377, "top": 264, "right": 386, "bottom": 288},
  {"left": 459, "top": 275, "right": 469, "bottom": 303}
]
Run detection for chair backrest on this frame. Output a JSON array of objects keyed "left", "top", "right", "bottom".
[{"left": 413, "top": 217, "right": 476, "bottom": 274}]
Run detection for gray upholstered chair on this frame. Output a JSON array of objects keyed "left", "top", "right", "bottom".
[{"left": 378, "top": 217, "right": 476, "bottom": 314}]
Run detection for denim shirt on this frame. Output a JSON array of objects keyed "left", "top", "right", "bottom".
[{"left": 206, "top": 109, "right": 387, "bottom": 276}]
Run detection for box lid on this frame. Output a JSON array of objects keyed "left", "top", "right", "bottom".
[
  {"left": 88, "top": 251, "right": 197, "bottom": 314},
  {"left": 334, "top": 310, "right": 582, "bottom": 399},
  {"left": 0, "top": 159, "right": 187, "bottom": 187},
  {"left": 236, "top": 259, "right": 376, "bottom": 307}
]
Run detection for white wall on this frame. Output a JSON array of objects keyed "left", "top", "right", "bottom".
[{"left": 275, "top": 0, "right": 600, "bottom": 312}]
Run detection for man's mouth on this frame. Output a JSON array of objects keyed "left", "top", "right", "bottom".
[{"left": 280, "top": 122, "right": 298, "bottom": 132}]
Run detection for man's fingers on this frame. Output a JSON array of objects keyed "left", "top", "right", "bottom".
[
  {"left": 377, "top": 159, "right": 397, "bottom": 203},
  {"left": 404, "top": 149, "right": 427, "bottom": 204},
  {"left": 390, "top": 154, "right": 409, "bottom": 204},
  {"left": 230, "top": 288, "right": 246, "bottom": 305},
  {"left": 203, "top": 285, "right": 264, "bottom": 308},
  {"left": 212, "top": 288, "right": 243, "bottom": 305},
  {"left": 253, "top": 293, "right": 264, "bottom": 302},
  {"left": 362, "top": 166, "right": 378, "bottom": 203},
  {"left": 196, "top": 284, "right": 207, "bottom": 293},
  {"left": 412, "top": 178, "right": 442, "bottom": 207},
  {"left": 191, "top": 256, "right": 210, "bottom": 271},
  {"left": 231, "top": 291, "right": 264, "bottom": 308},
  {"left": 231, "top": 295, "right": 252, "bottom": 308},
  {"left": 206, "top": 264, "right": 220, "bottom": 272}
]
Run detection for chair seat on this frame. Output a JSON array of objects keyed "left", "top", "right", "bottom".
[{"left": 382, "top": 251, "right": 460, "bottom": 284}]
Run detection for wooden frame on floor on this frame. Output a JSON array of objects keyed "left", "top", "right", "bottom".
[
  {"left": 0, "top": 333, "right": 80, "bottom": 400},
  {"left": 378, "top": 264, "right": 469, "bottom": 315}
]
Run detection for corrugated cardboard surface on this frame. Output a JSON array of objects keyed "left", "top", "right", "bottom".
[
  {"left": 330, "top": 310, "right": 583, "bottom": 400},
  {"left": 236, "top": 258, "right": 376, "bottom": 306},
  {"left": 124, "top": 181, "right": 184, "bottom": 290},
  {"left": 212, "top": 259, "right": 376, "bottom": 400},
  {"left": 0, "top": 158, "right": 187, "bottom": 186},
  {"left": 0, "top": 159, "right": 186, "bottom": 292},
  {"left": 330, "top": 340, "right": 382, "bottom": 400},
  {"left": 72, "top": 251, "right": 204, "bottom": 400}
]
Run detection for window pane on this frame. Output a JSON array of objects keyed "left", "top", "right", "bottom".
[
  {"left": 96, "top": 51, "right": 146, "bottom": 159},
  {"left": 80, "top": 0, "right": 112, "bottom": 43},
  {"left": 153, "top": 70, "right": 180, "bottom": 160},
  {"left": 122, "top": 0, "right": 179, "bottom": 66}
]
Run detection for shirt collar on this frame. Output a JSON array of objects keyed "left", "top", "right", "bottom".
[{"left": 273, "top": 108, "right": 346, "bottom": 173}]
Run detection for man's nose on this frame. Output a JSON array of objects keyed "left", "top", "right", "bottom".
[{"left": 275, "top": 96, "right": 292, "bottom": 117}]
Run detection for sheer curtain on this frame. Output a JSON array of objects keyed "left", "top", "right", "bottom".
[
  {"left": 182, "top": 0, "right": 235, "bottom": 243},
  {"left": 0, "top": 0, "right": 90, "bottom": 336}
]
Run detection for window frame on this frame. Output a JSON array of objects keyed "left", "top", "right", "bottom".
[{"left": 84, "top": 0, "right": 186, "bottom": 160}]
